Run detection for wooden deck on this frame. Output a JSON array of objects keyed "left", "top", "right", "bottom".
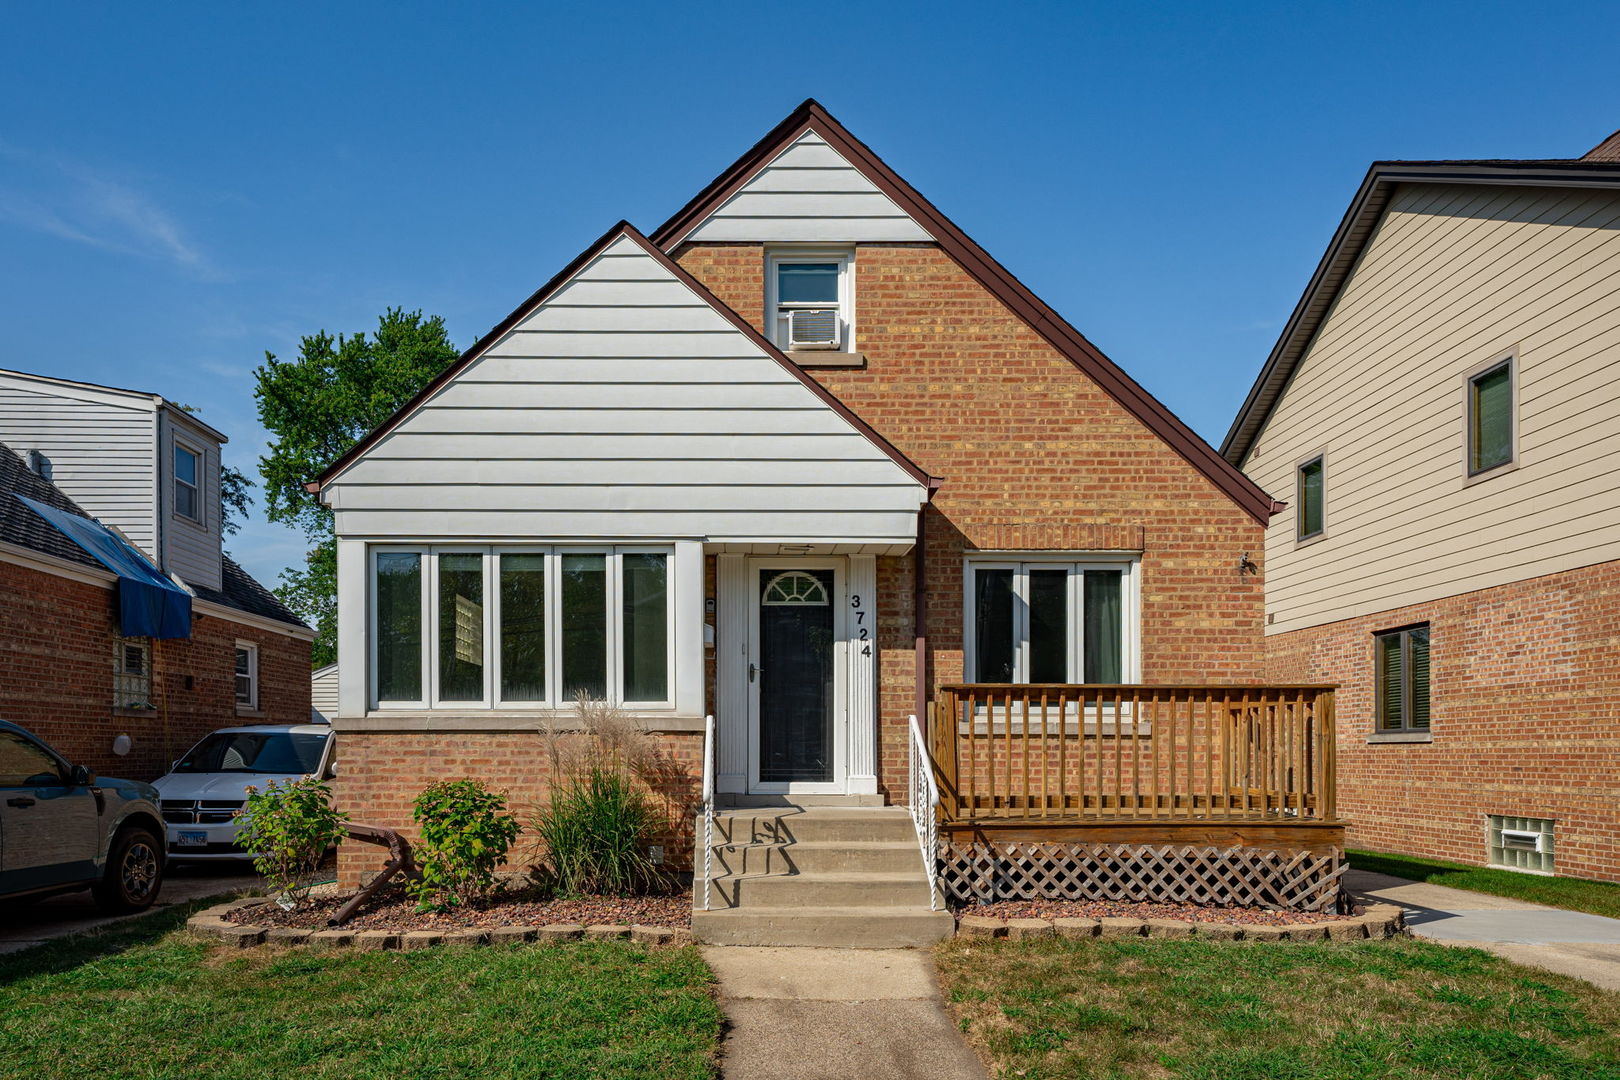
[{"left": 928, "top": 684, "right": 1343, "bottom": 854}]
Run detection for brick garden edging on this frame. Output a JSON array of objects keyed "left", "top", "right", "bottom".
[
  {"left": 187, "top": 898, "right": 695, "bottom": 950},
  {"left": 954, "top": 903, "right": 1406, "bottom": 942}
]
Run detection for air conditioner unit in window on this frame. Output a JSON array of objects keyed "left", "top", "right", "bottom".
[{"left": 786, "top": 308, "right": 840, "bottom": 350}]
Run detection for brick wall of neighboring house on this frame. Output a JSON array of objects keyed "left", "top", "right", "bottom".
[
  {"left": 334, "top": 731, "right": 703, "bottom": 888},
  {"left": 1264, "top": 559, "right": 1620, "bottom": 883},
  {"left": 678, "top": 242, "right": 1269, "bottom": 801},
  {"left": 0, "top": 559, "right": 312, "bottom": 782}
]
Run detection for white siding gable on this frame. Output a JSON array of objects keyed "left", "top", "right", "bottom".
[
  {"left": 0, "top": 380, "right": 159, "bottom": 557},
  {"left": 324, "top": 233, "right": 928, "bottom": 545},
  {"left": 685, "top": 131, "right": 934, "bottom": 244}
]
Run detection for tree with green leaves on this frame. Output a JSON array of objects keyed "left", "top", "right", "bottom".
[{"left": 254, "top": 308, "right": 459, "bottom": 666}]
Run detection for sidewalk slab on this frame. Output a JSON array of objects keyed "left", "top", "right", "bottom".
[
  {"left": 702, "top": 946, "right": 986, "bottom": 1080},
  {"left": 1345, "top": 866, "right": 1620, "bottom": 990}
]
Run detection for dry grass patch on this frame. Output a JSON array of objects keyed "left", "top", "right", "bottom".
[{"left": 936, "top": 936, "right": 1620, "bottom": 1079}]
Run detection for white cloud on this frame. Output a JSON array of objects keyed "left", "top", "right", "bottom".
[{"left": 0, "top": 142, "right": 216, "bottom": 275}]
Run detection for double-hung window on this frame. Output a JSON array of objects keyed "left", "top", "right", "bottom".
[
  {"left": 371, "top": 546, "right": 673, "bottom": 709},
  {"left": 1375, "top": 624, "right": 1430, "bottom": 733},
  {"left": 964, "top": 558, "right": 1137, "bottom": 684},
  {"left": 174, "top": 443, "right": 202, "bottom": 522},
  {"left": 767, "top": 251, "right": 851, "bottom": 351},
  {"left": 234, "top": 642, "right": 259, "bottom": 709}
]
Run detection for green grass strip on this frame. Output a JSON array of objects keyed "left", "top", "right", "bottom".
[
  {"left": 0, "top": 899, "right": 720, "bottom": 1080},
  {"left": 937, "top": 936, "right": 1620, "bottom": 1080}
]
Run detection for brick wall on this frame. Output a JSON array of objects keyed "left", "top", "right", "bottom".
[
  {"left": 678, "top": 243, "right": 1269, "bottom": 800},
  {"left": 0, "top": 559, "right": 312, "bottom": 781},
  {"left": 1265, "top": 559, "right": 1620, "bottom": 882},
  {"left": 334, "top": 730, "right": 702, "bottom": 887}
]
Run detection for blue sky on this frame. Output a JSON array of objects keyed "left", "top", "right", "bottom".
[{"left": 3, "top": 1, "right": 1617, "bottom": 589}]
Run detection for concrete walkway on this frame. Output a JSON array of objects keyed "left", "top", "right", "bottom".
[
  {"left": 1347, "top": 868, "right": 1620, "bottom": 991},
  {"left": 701, "top": 946, "right": 987, "bottom": 1080},
  {"left": 0, "top": 864, "right": 260, "bottom": 956}
]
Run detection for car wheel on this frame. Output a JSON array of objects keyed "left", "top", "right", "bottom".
[{"left": 92, "top": 826, "right": 164, "bottom": 913}]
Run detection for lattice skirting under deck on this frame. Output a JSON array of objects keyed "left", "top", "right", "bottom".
[{"left": 939, "top": 842, "right": 1346, "bottom": 912}]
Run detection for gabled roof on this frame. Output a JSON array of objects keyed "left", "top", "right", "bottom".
[
  {"left": 652, "top": 99, "right": 1278, "bottom": 524},
  {"left": 312, "top": 221, "right": 934, "bottom": 491},
  {"left": 1221, "top": 156, "right": 1620, "bottom": 466},
  {"left": 1585, "top": 127, "right": 1620, "bottom": 162}
]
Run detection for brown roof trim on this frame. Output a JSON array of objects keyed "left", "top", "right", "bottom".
[
  {"left": 310, "top": 220, "right": 934, "bottom": 492},
  {"left": 1221, "top": 158, "right": 1620, "bottom": 467},
  {"left": 652, "top": 99, "right": 1279, "bottom": 525}
]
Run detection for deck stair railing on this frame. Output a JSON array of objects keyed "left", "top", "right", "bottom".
[
  {"left": 930, "top": 684, "right": 1337, "bottom": 825},
  {"left": 906, "top": 713, "right": 942, "bottom": 910}
]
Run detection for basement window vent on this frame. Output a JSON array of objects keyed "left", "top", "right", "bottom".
[{"left": 1488, "top": 814, "right": 1554, "bottom": 875}]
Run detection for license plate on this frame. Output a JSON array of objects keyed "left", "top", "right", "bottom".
[{"left": 177, "top": 831, "right": 207, "bottom": 847}]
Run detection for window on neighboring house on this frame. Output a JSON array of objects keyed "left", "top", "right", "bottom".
[
  {"left": 114, "top": 639, "right": 152, "bottom": 709},
  {"left": 371, "top": 546, "right": 672, "bottom": 708},
  {"left": 767, "top": 252, "right": 851, "bottom": 351},
  {"left": 1296, "top": 454, "right": 1325, "bottom": 541},
  {"left": 1468, "top": 357, "right": 1515, "bottom": 475},
  {"left": 174, "top": 443, "right": 202, "bottom": 522},
  {"left": 1375, "top": 624, "right": 1430, "bottom": 733},
  {"left": 234, "top": 641, "right": 259, "bottom": 710},
  {"left": 965, "top": 558, "right": 1136, "bottom": 684}
]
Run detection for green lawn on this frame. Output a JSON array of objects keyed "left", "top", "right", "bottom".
[
  {"left": 1350, "top": 849, "right": 1620, "bottom": 920},
  {"left": 0, "top": 902, "right": 721, "bottom": 1080},
  {"left": 936, "top": 936, "right": 1620, "bottom": 1080}
]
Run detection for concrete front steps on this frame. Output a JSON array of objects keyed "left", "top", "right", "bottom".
[{"left": 692, "top": 806, "right": 954, "bottom": 948}]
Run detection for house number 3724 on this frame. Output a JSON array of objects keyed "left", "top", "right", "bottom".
[{"left": 851, "top": 594, "right": 871, "bottom": 656}]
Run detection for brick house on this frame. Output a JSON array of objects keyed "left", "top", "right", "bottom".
[
  {"left": 315, "top": 102, "right": 1340, "bottom": 942},
  {"left": 0, "top": 369, "right": 313, "bottom": 781},
  {"left": 1223, "top": 130, "right": 1620, "bottom": 882}
]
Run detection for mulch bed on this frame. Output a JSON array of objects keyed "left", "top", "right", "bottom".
[
  {"left": 956, "top": 899, "right": 1358, "bottom": 925},
  {"left": 226, "top": 887, "right": 694, "bottom": 931}
]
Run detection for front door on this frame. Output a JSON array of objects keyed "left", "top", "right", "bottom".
[{"left": 748, "top": 562, "right": 846, "bottom": 793}]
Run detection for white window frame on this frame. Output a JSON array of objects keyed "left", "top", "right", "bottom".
[
  {"left": 962, "top": 554, "right": 1142, "bottom": 686},
  {"left": 766, "top": 249, "right": 854, "bottom": 351},
  {"left": 370, "top": 544, "right": 677, "bottom": 711},
  {"left": 173, "top": 440, "right": 203, "bottom": 524},
  {"left": 370, "top": 546, "right": 430, "bottom": 708},
  {"left": 429, "top": 548, "right": 493, "bottom": 709},
  {"left": 234, "top": 640, "right": 260, "bottom": 711}
]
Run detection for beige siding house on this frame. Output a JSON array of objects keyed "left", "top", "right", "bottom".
[{"left": 1224, "top": 133, "right": 1620, "bottom": 881}]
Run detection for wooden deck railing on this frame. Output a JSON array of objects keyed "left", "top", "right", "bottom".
[{"left": 929, "top": 684, "right": 1337, "bottom": 825}]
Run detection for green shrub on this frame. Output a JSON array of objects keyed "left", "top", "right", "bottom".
[
  {"left": 532, "top": 765, "right": 669, "bottom": 897},
  {"left": 406, "top": 779, "right": 523, "bottom": 912},
  {"left": 236, "top": 778, "right": 343, "bottom": 908}
]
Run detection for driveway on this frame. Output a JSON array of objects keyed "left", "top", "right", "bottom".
[
  {"left": 0, "top": 862, "right": 261, "bottom": 955},
  {"left": 1346, "top": 868, "right": 1620, "bottom": 991}
]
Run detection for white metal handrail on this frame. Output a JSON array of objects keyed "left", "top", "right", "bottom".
[
  {"left": 700, "top": 713, "right": 715, "bottom": 911},
  {"left": 906, "top": 713, "right": 942, "bottom": 911}
]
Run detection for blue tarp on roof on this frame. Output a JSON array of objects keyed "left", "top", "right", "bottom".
[{"left": 15, "top": 495, "right": 192, "bottom": 639}]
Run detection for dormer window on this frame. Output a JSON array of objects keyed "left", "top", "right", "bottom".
[
  {"left": 174, "top": 443, "right": 201, "bottom": 522},
  {"left": 768, "top": 251, "right": 851, "bottom": 351}
]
